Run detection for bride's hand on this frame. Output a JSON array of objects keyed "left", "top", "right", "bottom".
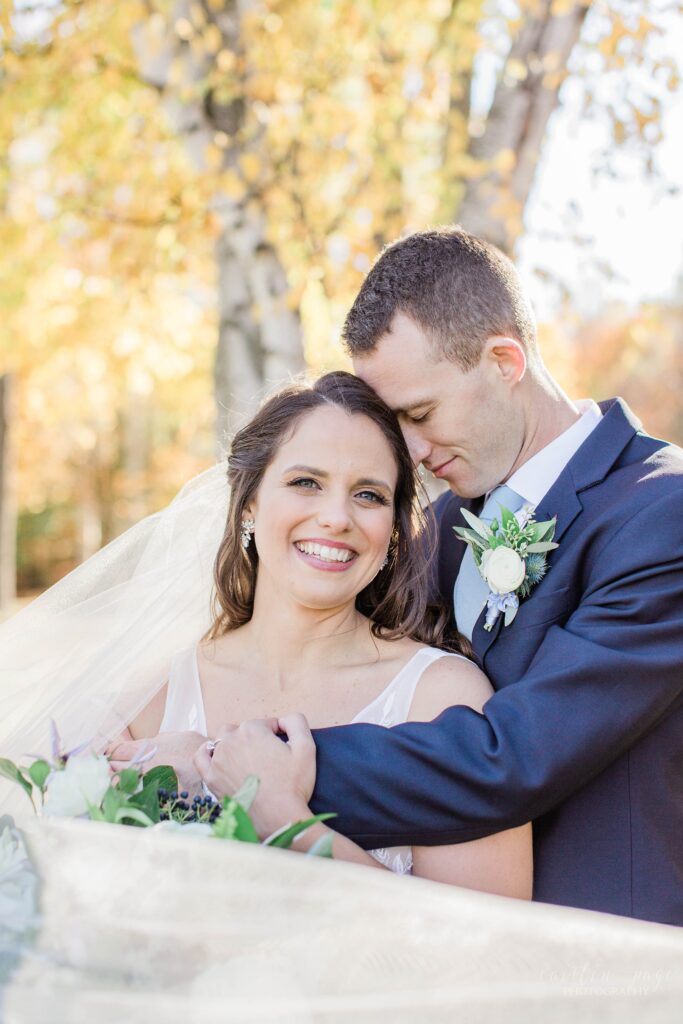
[
  {"left": 193, "top": 714, "right": 316, "bottom": 839},
  {"left": 106, "top": 731, "right": 208, "bottom": 794}
]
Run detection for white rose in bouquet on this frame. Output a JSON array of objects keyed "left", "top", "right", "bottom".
[
  {"left": 43, "top": 754, "right": 111, "bottom": 817},
  {"left": 480, "top": 546, "right": 526, "bottom": 595}
]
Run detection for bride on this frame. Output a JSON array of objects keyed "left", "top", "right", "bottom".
[{"left": 105, "top": 371, "right": 532, "bottom": 896}]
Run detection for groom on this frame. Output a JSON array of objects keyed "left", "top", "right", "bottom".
[
  {"left": 310, "top": 226, "right": 683, "bottom": 924},
  {"left": 213, "top": 228, "right": 683, "bottom": 925}
]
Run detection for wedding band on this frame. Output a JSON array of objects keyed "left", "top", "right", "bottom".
[{"left": 206, "top": 739, "right": 220, "bottom": 755}]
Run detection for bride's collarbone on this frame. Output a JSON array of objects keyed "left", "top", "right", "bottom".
[{"left": 199, "top": 639, "right": 424, "bottom": 729}]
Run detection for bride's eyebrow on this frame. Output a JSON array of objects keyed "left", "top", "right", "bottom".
[
  {"left": 355, "top": 476, "right": 393, "bottom": 492},
  {"left": 284, "top": 464, "right": 329, "bottom": 477}
]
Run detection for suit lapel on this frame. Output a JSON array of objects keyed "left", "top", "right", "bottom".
[{"left": 471, "top": 398, "right": 640, "bottom": 664}]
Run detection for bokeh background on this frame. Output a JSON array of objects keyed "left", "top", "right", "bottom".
[{"left": 1, "top": 0, "right": 681, "bottom": 611}]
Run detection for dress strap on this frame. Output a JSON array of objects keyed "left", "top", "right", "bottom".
[
  {"left": 159, "top": 646, "right": 207, "bottom": 734},
  {"left": 352, "top": 647, "right": 467, "bottom": 728}
]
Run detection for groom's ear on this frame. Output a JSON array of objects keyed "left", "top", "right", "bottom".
[{"left": 485, "top": 336, "right": 527, "bottom": 387}]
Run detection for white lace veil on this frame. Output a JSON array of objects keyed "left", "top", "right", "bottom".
[{"left": 0, "top": 464, "right": 229, "bottom": 780}]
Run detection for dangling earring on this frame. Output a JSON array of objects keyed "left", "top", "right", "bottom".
[
  {"left": 241, "top": 518, "right": 255, "bottom": 550},
  {"left": 380, "top": 554, "right": 389, "bottom": 570}
]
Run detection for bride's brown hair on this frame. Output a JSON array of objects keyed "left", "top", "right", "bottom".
[{"left": 207, "top": 371, "right": 466, "bottom": 653}]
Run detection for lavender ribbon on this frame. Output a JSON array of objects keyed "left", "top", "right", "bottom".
[{"left": 484, "top": 591, "right": 519, "bottom": 631}]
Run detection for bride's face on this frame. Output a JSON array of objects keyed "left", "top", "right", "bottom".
[{"left": 247, "top": 404, "right": 398, "bottom": 611}]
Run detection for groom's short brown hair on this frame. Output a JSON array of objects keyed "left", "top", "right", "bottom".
[{"left": 343, "top": 227, "right": 537, "bottom": 370}]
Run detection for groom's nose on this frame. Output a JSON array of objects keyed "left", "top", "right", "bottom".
[{"left": 403, "top": 428, "right": 432, "bottom": 468}]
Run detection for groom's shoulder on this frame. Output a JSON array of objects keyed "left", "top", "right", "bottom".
[
  {"left": 586, "top": 418, "right": 683, "bottom": 545},
  {"left": 587, "top": 399, "right": 683, "bottom": 501},
  {"left": 613, "top": 425, "right": 683, "bottom": 498}
]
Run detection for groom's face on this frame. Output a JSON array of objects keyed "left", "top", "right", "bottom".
[{"left": 353, "top": 312, "right": 524, "bottom": 498}]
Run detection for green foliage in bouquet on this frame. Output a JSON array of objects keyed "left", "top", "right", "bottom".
[{"left": 0, "top": 734, "right": 335, "bottom": 857}]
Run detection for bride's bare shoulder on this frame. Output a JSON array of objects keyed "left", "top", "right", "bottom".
[{"left": 407, "top": 652, "right": 493, "bottom": 723}]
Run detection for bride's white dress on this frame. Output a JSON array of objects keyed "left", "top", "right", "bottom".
[{"left": 160, "top": 644, "right": 467, "bottom": 875}]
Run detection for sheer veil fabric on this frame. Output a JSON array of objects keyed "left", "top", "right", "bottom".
[{"left": 0, "top": 465, "right": 228, "bottom": 805}]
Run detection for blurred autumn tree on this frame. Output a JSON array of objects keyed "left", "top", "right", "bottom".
[
  {"left": 0, "top": 0, "right": 680, "bottom": 598},
  {"left": 546, "top": 299, "right": 683, "bottom": 446}
]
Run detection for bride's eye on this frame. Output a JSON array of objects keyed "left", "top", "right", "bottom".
[
  {"left": 288, "top": 477, "right": 320, "bottom": 490},
  {"left": 356, "top": 490, "right": 389, "bottom": 506}
]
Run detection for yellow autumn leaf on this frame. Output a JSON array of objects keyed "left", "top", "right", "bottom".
[
  {"left": 204, "top": 143, "right": 224, "bottom": 171},
  {"left": 220, "top": 170, "right": 245, "bottom": 199},
  {"left": 239, "top": 153, "right": 262, "bottom": 182},
  {"left": 203, "top": 24, "right": 223, "bottom": 54}
]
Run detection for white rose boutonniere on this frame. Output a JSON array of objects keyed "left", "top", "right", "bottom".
[
  {"left": 481, "top": 546, "right": 527, "bottom": 594},
  {"left": 455, "top": 504, "right": 558, "bottom": 631}
]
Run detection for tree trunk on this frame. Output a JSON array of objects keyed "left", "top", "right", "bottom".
[
  {"left": 0, "top": 374, "right": 17, "bottom": 611},
  {"left": 456, "top": 0, "right": 590, "bottom": 253},
  {"left": 132, "top": 2, "right": 304, "bottom": 445}
]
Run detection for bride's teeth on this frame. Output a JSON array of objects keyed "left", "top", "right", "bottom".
[{"left": 295, "top": 542, "right": 354, "bottom": 562}]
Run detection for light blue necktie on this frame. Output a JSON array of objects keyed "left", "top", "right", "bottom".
[{"left": 453, "top": 484, "right": 526, "bottom": 641}]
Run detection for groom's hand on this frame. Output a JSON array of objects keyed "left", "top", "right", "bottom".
[
  {"left": 106, "top": 731, "right": 208, "bottom": 793},
  {"left": 193, "top": 715, "right": 317, "bottom": 839}
]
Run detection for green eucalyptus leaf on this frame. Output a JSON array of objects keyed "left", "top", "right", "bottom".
[
  {"left": 102, "top": 786, "right": 124, "bottom": 822},
  {"left": 459, "top": 508, "right": 490, "bottom": 539},
  {"left": 212, "top": 803, "right": 238, "bottom": 840},
  {"left": 116, "top": 768, "right": 140, "bottom": 794},
  {"left": 525, "top": 541, "right": 559, "bottom": 553},
  {"left": 265, "top": 813, "right": 337, "bottom": 849},
  {"left": 209, "top": 799, "right": 260, "bottom": 843},
  {"left": 230, "top": 801, "right": 260, "bottom": 843},
  {"left": 142, "top": 765, "right": 177, "bottom": 793},
  {"left": 504, "top": 604, "right": 519, "bottom": 627},
  {"left": 128, "top": 786, "right": 161, "bottom": 824},
  {"left": 0, "top": 758, "right": 34, "bottom": 800},
  {"left": 532, "top": 519, "right": 556, "bottom": 542},
  {"left": 454, "top": 527, "right": 487, "bottom": 548},
  {"left": 306, "top": 833, "right": 334, "bottom": 858},
  {"left": 28, "top": 759, "right": 51, "bottom": 790},
  {"left": 232, "top": 774, "right": 259, "bottom": 812},
  {"left": 114, "top": 806, "right": 155, "bottom": 828},
  {"left": 499, "top": 505, "right": 516, "bottom": 530}
]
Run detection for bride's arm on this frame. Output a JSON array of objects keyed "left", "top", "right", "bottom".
[
  {"left": 406, "top": 659, "right": 533, "bottom": 899},
  {"left": 193, "top": 718, "right": 392, "bottom": 870},
  {"left": 271, "top": 664, "right": 532, "bottom": 894}
]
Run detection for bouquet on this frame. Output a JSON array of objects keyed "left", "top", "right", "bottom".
[{"left": 0, "top": 722, "right": 334, "bottom": 855}]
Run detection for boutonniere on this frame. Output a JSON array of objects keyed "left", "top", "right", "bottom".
[{"left": 454, "top": 504, "right": 558, "bottom": 631}]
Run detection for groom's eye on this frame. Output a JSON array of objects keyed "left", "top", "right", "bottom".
[{"left": 410, "top": 411, "right": 430, "bottom": 424}]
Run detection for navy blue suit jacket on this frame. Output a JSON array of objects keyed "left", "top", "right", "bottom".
[{"left": 310, "top": 399, "right": 683, "bottom": 924}]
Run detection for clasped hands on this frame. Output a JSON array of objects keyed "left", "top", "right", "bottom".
[{"left": 106, "top": 715, "right": 316, "bottom": 839}]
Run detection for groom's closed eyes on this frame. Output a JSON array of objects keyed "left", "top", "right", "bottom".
[{"left": 396, "top": 402, "right": 435, "bottom": 425}]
